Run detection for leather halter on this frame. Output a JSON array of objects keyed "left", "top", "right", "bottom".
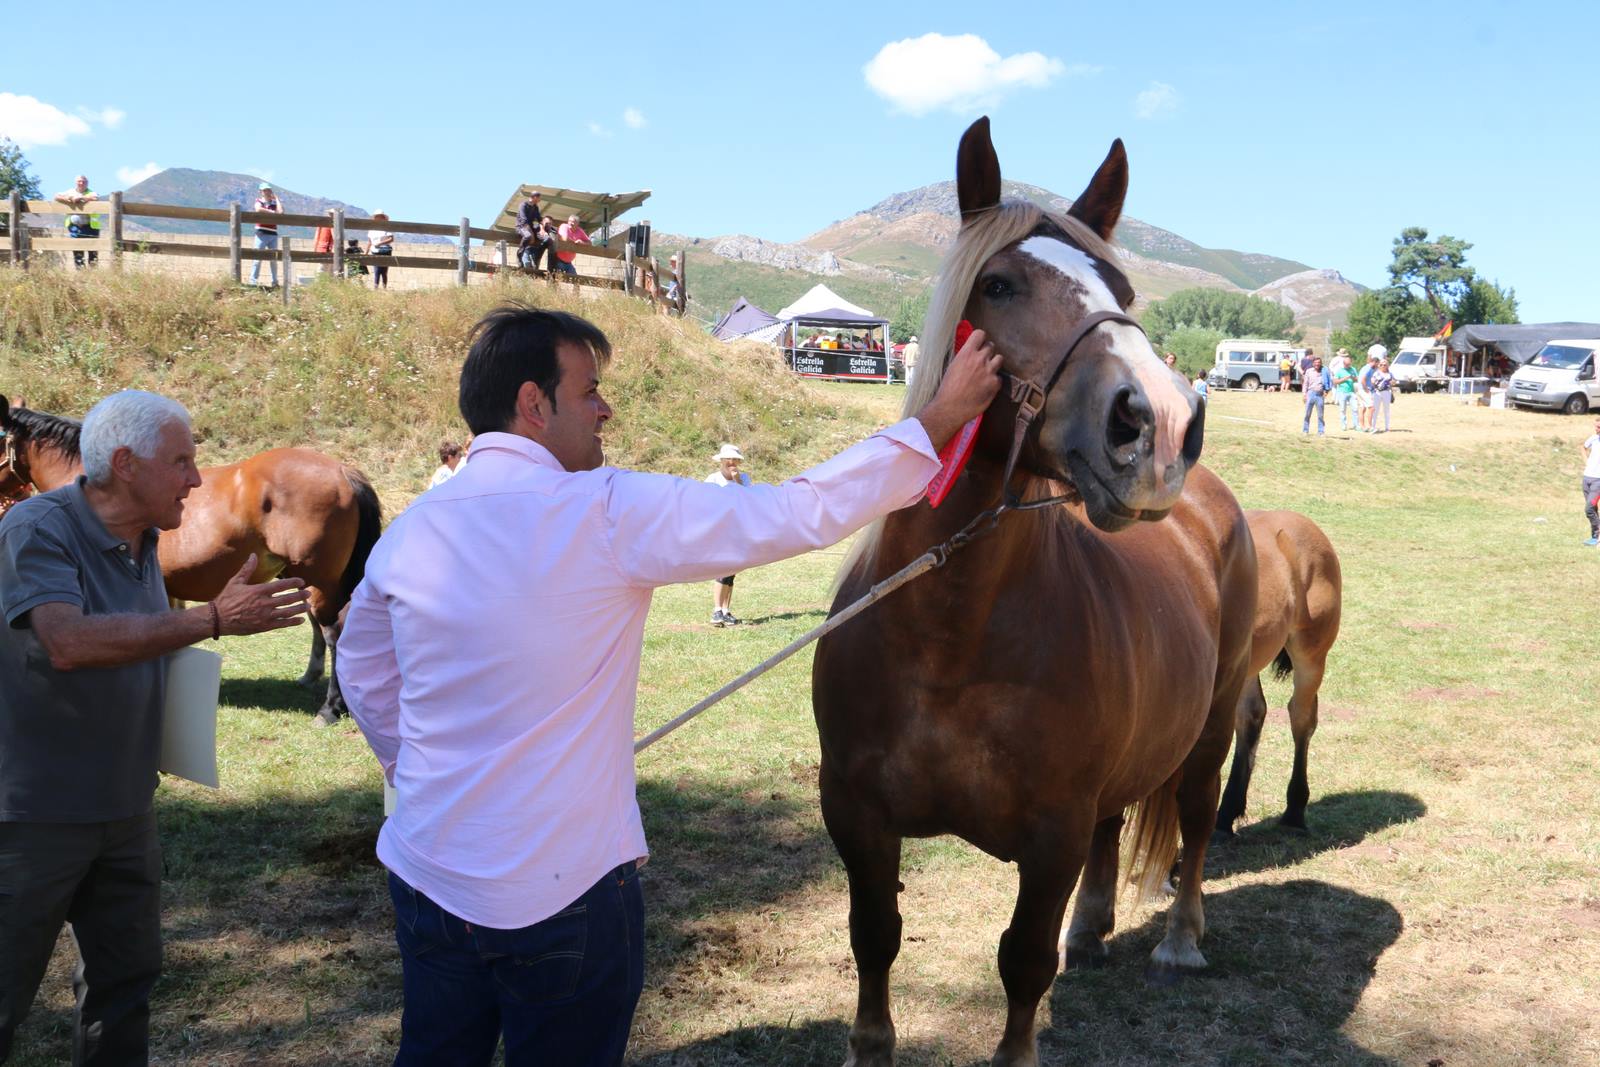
[{"left": 992, "top": 308, "right": 1147, "bottom": 506}]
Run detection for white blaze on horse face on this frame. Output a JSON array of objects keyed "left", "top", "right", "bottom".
[{"left": 1017, "top": 236, "right": 1191, "bottom": 472}]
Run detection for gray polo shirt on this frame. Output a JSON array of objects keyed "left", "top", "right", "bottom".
[{"left": 0, "top": 478, "right": 169, "bottom": 822}]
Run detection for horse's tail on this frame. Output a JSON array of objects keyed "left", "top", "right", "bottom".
[
  {"left": 1121, "top": 769, "right": 1183, "bottom": 903},
  {"left": 338, "top": 467, "right": 383, "bottom": 603},
  {"left": 1271, "top": 647, "right": 1294, "bottom": 680}
]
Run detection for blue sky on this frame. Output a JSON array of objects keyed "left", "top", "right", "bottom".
[{"left": 4, "top": 0, "right": 1596, "bottom": 320}]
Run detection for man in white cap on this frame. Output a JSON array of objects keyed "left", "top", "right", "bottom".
[
  {"left": 704, "top": 443, "right": 753, "bottom": 625},
  {"left": 903, "top": 335, "right": 920, "bottom": 387}
]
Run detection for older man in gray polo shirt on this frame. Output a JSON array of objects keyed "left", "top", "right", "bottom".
[{"left": 0, "top": 390, "right": 311, "bottom": 1065}]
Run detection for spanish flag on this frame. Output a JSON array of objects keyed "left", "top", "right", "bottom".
[{"left": 1434, "top": 321, "right": 1454, "bottom": 341}]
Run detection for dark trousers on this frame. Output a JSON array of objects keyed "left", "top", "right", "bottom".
[
  {"left": 67, "top": 224, "right": 99, "bottom": 268},
  {"left": 0, "top": 812, "right": 162, "bottom": 1066},
  {"left": 1584, "top": 476, "right": 1600, "bottom": 537},
  {"left": 388, "top": 863, "right": 644, "bottom": 1066},
  {"left": 518, "top": 237, "right": 552, "bottom": 271}
]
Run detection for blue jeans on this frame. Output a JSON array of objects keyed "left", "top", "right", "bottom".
[
  {"left": 66, "top": 222, "right": 99, "bottom": 267},
  {"left": 1302, "top": 391, "right": 1325, "bottom": 433},
  {"left": 251, "top": 231, "right": 279, "bottom": 285},
  {"left": 388, "top": 863, "right": 644, "bottom": 1066},
  {"left": 1336, "top": 391, "right": 1356, "bottom": 429},
  {"left": 552, "top": 257, "right": 577, "bottom": 275}
]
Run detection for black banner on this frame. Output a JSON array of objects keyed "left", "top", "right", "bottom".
[{"left": 790, "top": 348, "right": 889, "bottom": 382}]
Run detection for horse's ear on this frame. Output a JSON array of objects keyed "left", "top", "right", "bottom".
[
  {"left": 1067, "top": 139, "right": 1128, "bottom": 242},
  {"left": 956, "top": 116, "right": 1002, "bottom": 223}
]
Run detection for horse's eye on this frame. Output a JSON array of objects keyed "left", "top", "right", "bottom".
[{"left": 982, "top": 277, "right": 1013, "bottom": 300}]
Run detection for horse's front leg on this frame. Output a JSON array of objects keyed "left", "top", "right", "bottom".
[
  {"left": 993, "top": 823, "right": 1090, "bottom": 1067},
  {"left": 296, "top": 623, "right": 327, "bottom": 689},
  {"left": 1214, "top": 673, "right": 1268, "bottom": 839},
  {"left": 820, "top": 762, "right": 903, "bottom": 1067}
]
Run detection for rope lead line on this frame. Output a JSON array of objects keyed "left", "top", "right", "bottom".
[{"left": 634, "top": 491, "right": 1067, "bottom": 754}]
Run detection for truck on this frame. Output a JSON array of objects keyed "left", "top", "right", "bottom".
[
  {"left": 1206, "top": 340, "right": 1304, "bottom": 391},
  {"left": 1389, "top": 336, "right": 1452, "bottom": 392}
]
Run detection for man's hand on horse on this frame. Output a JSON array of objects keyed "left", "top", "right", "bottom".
[
  {"left": 214, "top": 553, "right": 311, "bottom": 635},
  {"left": 917, "top": 328, "right": 1003, "bottom": 450}
]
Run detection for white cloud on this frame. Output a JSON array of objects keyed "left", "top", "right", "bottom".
[
  {"left": 0, "top": 94, "right": 126, "bottom": 148},
  {"left": 863, "top": 33, "right": 1071, "bottom": 116},
  {"left": 1133, "top": 82, "right": 1179, "bottom": 120},
  {"left": 117, "top": 161, "right": 162, "bottom": 185},
  {"left": 587, "top": 121, "right": 613, "bottom": 138},
  {"left": 622, "top": 107, "right": 646, "bottom": 129}
]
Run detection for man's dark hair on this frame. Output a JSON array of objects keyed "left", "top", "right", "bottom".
[{"left": 458, "top": 305, "right": 612, "bottom": 435}]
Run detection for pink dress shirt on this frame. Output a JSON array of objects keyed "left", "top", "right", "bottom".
[{"left": 338, "top": 421, "right": 940, "bottom": 928}]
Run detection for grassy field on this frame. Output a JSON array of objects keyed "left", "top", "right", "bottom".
[{"left": 9, "top": 322, "right": 1600, "bottom": 1063}]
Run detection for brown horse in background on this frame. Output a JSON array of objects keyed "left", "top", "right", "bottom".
[
  {"left": 0, "top": 395, "right": 380, "bottom": 724},
  {"left": 811, "top": 118, "right": 1257, "bottom": 1067},
  {"left": 1213, "top": 509, "right": 1343, "bottom": 838}
]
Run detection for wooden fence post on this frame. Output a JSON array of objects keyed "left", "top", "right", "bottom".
[
  {"left": 673, "top": 249, "right": 685, "bottom": 316},
  {"left": 496, "top": 240, "right": 507, "bottom": 274},
  {"left": 108, "top": 192, "right": 123, "bottom": 271},
  {"left": 333, "top": 210, "right": 345, "bottom": 278},
  {"left": 6, "top": 192, "right": 20, "bottom": 268},
  {"left": 228, "top": 203, "right": 241, "bottom": 282},
  {"left": 458, "top": 217, "right": 470, "bottom": 286},
  {"left": 281, "top": 237, "right": 292, "bottom": 306}
]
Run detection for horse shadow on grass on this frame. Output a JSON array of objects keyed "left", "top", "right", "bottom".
[
  {"left": 642, "top": 879, "right": 1405, "bottom": 1066},
  {"left": 218, "top": 675, "right": 322, "bottom": 716},
  {"left": 1204, "top": 789, "right": 1426, "bottom": 880}
]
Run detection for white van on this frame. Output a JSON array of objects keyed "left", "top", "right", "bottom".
[
  {"left": 1390, "top": 336, "right": 1451, "bottom": 392},
  {"left": 1206, "top": 340, "right": 1304, "bottom": 391},
  {"left": 1507, "top": 340, "right": 1600, "bottom": 414}
]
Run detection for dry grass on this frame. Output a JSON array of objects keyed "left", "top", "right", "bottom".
[{"left": 5, "top": 272, "right": 1598, "bottom": 1065}]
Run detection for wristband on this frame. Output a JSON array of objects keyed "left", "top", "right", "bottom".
[{"left": 209, "top": 602, "right": 221, "bottom": 641}]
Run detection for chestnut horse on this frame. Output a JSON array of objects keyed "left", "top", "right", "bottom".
[
  {"left": 1213, "top": 509, "right": 1343, "bottom": 838},
  {"left": 812, "top": 118, "right": 1257, "bottom": 1067},
  {"left": 0, "top": 395, "right": 380, "bottom": 724}
]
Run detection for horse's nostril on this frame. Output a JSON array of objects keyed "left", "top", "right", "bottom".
[
  {"left": 1106, "top": 387, "right": 1144, "bottom": 453},
  {"left": 1182, "top": 399, "right": 1206, "bottom": 465}
]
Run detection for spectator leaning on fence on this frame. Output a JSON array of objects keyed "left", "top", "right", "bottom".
[
  {"left": 336, "top": 304, "right": 1001, "bottom": 1067},
  {"left": 367, "top": 212, "right": 395, "bottom": 290},
  {"left": 555, "top": 213, "right": 590, "bottom": 276},
  {"left": 314, "top": 208, "right": 335, "bottom": 272},
  {"left": 0, "top": 390, "right": 310, "bottom": 1065},
  {"left": 250, "top": 182, "right": 282, "bottom": 287},
  {"left": 53, "top": 175, "right": 101, "bottom": 269}
]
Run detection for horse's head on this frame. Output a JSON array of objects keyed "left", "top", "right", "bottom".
[
  {"left": 0, "top": 394, "right": 28, "bottom": 504},
  {"left": 922, "top": 118, "right": 1204, "bottom": 532}
]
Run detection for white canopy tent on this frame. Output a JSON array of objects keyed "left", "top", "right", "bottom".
[{"left": 776, "top": 283, "right": 877, "bottom": 321}]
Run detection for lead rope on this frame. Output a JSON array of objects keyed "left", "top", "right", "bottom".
[{"left": 635, "top": 309, "right": 1147, "bottom": 754}]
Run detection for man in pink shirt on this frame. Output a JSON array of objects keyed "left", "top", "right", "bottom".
[{"left": 337, "top": 305, "right": 999, "bottom": 1065}]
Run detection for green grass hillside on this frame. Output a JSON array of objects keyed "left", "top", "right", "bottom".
[
  {"left": 645, "top": 247, "right": 920, "bottom": 326},
  {"left": 0, "top": 270, "right": 895, "bottom": 510}
]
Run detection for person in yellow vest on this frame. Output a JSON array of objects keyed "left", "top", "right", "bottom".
[{"left": 53, "top": 176, "right": 102, "bottom": 269}]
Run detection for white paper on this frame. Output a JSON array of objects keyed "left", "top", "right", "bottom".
[
  {"left": 161, "top": 645, "right": 222, "bottom": 788},
  {"left": 383, "top": 780, "right": 397, "bottom": 817}
]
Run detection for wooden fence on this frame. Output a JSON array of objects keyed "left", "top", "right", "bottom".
[{"left": 1, "top": 192, "right": 687, "bottom": 315}]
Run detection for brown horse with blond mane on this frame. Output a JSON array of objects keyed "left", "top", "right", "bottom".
[
  {"left": 811, "top": 118, "right": 1257, "bottom": 1066},
  {"left": 1214, "top": 509, "right": 1343, "bottom": 838},
  {"left": 0, "top": 394, "right": 380, "bottom": 724}
]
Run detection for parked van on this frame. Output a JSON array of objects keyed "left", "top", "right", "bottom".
[
  {"left": 1390, "top": 336, "right": 1451, "bottom": 392},
  {"left": 1507, "top": 340, "right": 1600, "bottom": 414},
  {"left": 1207, "top": 340, "right": 1304, "bottom": 391}
]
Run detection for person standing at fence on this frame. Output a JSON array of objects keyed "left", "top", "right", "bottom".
[
  {"left": 0, "top": 390, "right": 310, "bottom": 1066},
  {"left": 249, "top": 183, "right": 282, "bottom": 287},
  {"left": 1301, "top": 355, "right": 1331, "bottom": 435},
  {"left": 314, "top": 208, "right": 335, "bottom": 273},
  {"left": 515, "top": 191, "right": 552, "bottom": 272},
  {"left": 555, "top": 214, "right": 589, "bottom": 277},
  {"left": 1369, "top": 357, "right": 1396, "bottom": 433},
  {"left": 53, "top": 175, "right": 101, "bottom": 269},
  {"left": 1331, "top": 348, "right": 1357, "bottom": 430},
  {"left": 336, "top": 305, "right": 1002, "bottom": 1067},
  {"left": 1581, "top": 416, "right": 1600, "bottom": 546},
  {"left": 367, "top": 212, "right": 395, "bottom": 290},
  {"left": 704, "top": 444, "right": 754, "bottom": 627}
]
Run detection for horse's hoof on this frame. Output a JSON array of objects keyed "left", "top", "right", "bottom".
[
  {"left": 1064, "top": 946, "right": 1109, "bottom": 971},
  {"left": 312, "top": 708, "right": 339, "bottom": 728},
  {"left": 1210, "top": 827, "right": 1236, "bottom": 846},
  {"left": 1279, "top": 813, "right": 1309, "bottom": 832},
  {"left": 294, "top": 673, "right": 322, "bottom": 690}
]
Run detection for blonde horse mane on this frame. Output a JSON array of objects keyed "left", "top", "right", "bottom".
[{"left": 835, "top": 200, "right": 1118, "bottom": 589}]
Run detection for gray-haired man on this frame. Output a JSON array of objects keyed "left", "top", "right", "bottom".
[{"left": 0, "top": 390, "right": 310, "bottom": 1064}]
